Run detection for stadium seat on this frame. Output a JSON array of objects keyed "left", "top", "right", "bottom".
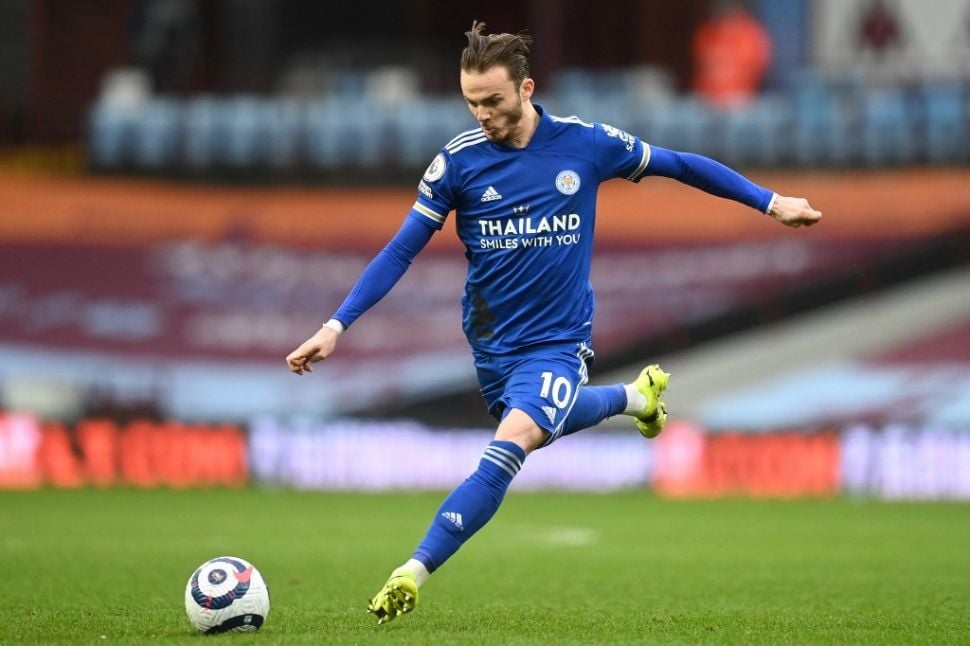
[
  {"left": 919, "top": 83, "right": 967, "bottom": 164},
  {"left": 182, "top": 96, "right": 222, "bottom": 170},
  {"left": 861, "top": 89, "right": 914, "bottom": 166},
  {"left": 641, "top": 97, "right": 716, "bottom": 155},
  {"left": 131, "top": 98, "right": 180, "bottom": 169},
  {"left": 304, "top": 98, "right": 337, "bottom": 169},
  {"left": 722, "top": 95, "right": 790, "bottom": 166},
  {"left": 390, "top": 97, "right": 445, "bottom": 168},
  {"left": 223, "top": 95, "right": 264, "bottom": 168},
  {"left": 88, "top": 100, "right": 136, "bottom": 168},
  {"left": 791, "top": 83, "right": 850, "bottom": 166},
  {"left": 306, "top": 97, "right": 382, "bottom": 168},
  {"left": 264, "top": 99, "right": 304, "bottom": 169}
]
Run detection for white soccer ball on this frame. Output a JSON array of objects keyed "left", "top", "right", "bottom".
[{"left": 184, "top": 556, "right": 270, "bottom": 633}]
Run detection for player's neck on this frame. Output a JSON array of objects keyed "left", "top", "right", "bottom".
[{"left": 506, "top": 104, "right": 540, "bottom": 149}]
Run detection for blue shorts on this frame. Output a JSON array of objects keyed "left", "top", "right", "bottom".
[{"left": 473, "top": 341, "right": 595, "bottom": 447}]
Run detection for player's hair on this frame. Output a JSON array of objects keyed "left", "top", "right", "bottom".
[{"left": 460, "top": 20, "right": 532, "bottom": 86}]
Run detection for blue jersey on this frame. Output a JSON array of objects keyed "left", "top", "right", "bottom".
[{"left": 410, "top": 105, "right": 650, "bottom": 355}]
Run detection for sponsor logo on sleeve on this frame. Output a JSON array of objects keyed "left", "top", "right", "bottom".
[
  {"left": 418, "top": 180, "right": 433, "bottom": 199},
  {"left": 600, "top": 123, "right": 636, "bottom": 151}
]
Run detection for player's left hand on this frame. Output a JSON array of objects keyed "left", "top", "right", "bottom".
[{"left": 769, "top": 195, "right": 822, "bottom": 228}]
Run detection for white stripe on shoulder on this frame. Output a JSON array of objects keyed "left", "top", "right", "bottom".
[
  {"left": 446, "top": 128, "right": 485, "bottom": 149},
  {"left": 627, "top": 142, "right": 651, "bottom": 181},
  {"left": 447, "top": 135, "right": 487, "bottom": 155},
  {"left": 550, "top": 114, "right": 594, "bottom": 128},
  {"left": 412, "top": 201, "right": 446, "bottom": 224}
]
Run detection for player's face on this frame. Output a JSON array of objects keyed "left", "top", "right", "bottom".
[{"left": 460, "top": 66, "right": 534, "bottom": 146}]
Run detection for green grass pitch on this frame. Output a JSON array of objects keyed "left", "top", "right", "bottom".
[{"left": 1, "top": 489, "right": 968, "bottom": 644}]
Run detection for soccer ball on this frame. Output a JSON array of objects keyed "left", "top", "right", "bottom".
[{"left": 184, "top": 556, "right": 270, "bottom": 633}]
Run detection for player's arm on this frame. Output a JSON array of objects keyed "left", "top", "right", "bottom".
[
  {"left": 644, "top": 146, "right": 822, "bottom": 228},
  {"left": 285, "top": 216, "right": 436, "bottom": 374}
]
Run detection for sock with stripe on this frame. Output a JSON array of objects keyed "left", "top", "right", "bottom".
[
  {"left": 411, "top": 440, "right": 526, "bottom": 574},
  {"left": 560, "top": 385, "right": 627, "bottom": 437}
]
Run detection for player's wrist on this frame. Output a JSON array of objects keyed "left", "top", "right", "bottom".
[
  {"left": 765, "top": 192, "right": 779, "bottom": 216},
  {"left": 323, "top": 318, "right": 346, "bottom": 335}
]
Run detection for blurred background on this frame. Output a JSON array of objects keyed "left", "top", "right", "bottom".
[{"left": 1, "top": 0, "right": 968, "bottom": 496}]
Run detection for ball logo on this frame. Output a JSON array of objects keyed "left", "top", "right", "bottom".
[
  {"left": 423, "top": 154, "right": 446, "bottom": 182},
  {"left": 555, "top": 170, "right": 580, "bottom": 195},
  {"left": 233, "top": 566, "right": 254, "bottom": 583},
  {"left": 190, "top": 557, "right": 254, "bottom": 611}
]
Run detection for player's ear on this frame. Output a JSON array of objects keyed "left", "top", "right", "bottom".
[{"left": 520, "top": 77, "right": 534, "bottom": 100}]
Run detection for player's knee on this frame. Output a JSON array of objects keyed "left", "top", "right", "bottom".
[{"left": 494, "top": 408, "right": 547, "bottom": 454}]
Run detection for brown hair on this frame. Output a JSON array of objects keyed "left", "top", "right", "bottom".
[{"left": 460, "top": 20, "right": 533, "bottom": 86}]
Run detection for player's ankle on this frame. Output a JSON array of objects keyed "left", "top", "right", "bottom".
[
  {"left": 395, "top": 559, "right": 431, "bottom": 587},
  {"left": 622, "top": 383, "right": 647, "bottom": 415}
]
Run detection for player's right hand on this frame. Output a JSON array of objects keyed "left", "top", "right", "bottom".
[{"left": 286, "top": 326, "right": 339, "bottom": 375}]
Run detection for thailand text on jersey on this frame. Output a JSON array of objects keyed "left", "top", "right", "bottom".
[{"left": 410, "top": 104, "right": 650, "bottom": 355}]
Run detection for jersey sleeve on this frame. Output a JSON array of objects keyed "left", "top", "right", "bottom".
[
  {"left": 330, "top": 216, "right": 435, "bottom": 329},
  {"left": 409, "top": 151, "right": 458, "bottom": 230},
  {"left": 592, "top": 122, "right": 652, "bottom": 183}
]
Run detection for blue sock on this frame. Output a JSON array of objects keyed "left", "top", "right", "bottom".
[
  {"left": 412, "top": 440, "right": 526, "bottom": 572},
  {"left": 561, "top": 385, "right": 627, "bottom": 437}
]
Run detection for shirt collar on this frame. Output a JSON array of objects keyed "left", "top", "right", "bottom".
[{"left": 489, "top": 103, "right": 551, "bottom": 151}]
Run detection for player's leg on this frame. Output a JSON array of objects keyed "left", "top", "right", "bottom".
[
  {"left": 367, "top": 346, "right": 579, "bottom": 624},
  {"left": 558, "top": 385, "right": 626, "bottom": 437},
  {"left": 367, "top": 408, "right": 544, "bottom": 624},
  {"left": 409, "top": 408, "right": 541, "bottom": 571},
  {"left": 560, "top": 364, "right": 671, "bottom": 438}
]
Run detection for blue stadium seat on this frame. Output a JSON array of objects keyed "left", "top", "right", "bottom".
[
  {"left": 386, "top": 98, "right": 439, "bottom": 168},
  {"left": 861, "top": 89, "right": 913, "bottom": 166},
  {"left": 304, "top": 98, "right": 339, "bottom": 169},
  {"left": 919, "top": 83, "right": 967, "bottom": 164},
  {"left": 182, "top": 96, "right": 222, "bottom": 170},
  {"left": 264, "top": 99, "right": 303, "bottom": 169},
  {"left": 641, "top": 97, "right": 716, "bottom": 155},
  {"left": 791, "top": 84, "right": 850, "bottom": 166},
  {"left": 88, "top": 101, "right": 137, "bottom": 168},
  {"left": 306, "top": 97, "right": 382, "bottom": 168},
  {"left": 722, "top": 96, "right": 790, "bottom": 166},
  {"left": 223, "top": 95, "right": 264, "bottom": 168},
  {"left": 131, "top": 98, "right": 180, "bottom": 169}
]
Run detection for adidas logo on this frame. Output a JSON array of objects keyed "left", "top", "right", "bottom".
[
  {"left": 541, "top": 405, "right": 557, "bottom": 426},
  {"left": 480, "top": 186, "right": 503, "bottom": 202},
  {"left": 441, "top": 511, "right": 464, "bottom": 531}
]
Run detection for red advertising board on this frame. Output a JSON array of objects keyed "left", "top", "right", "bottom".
[
  {"left": 0, "top": 413, "right": 246, "bottom": 489},
  {"left": 654, "top": 422, "right": 841, "bottom": 497}
]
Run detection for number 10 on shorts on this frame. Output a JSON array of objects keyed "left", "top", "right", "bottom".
[{"left": 539, "top": 371, "right": 572, "bottom": 409}]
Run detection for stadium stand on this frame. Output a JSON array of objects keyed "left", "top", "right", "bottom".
[
  {"left": 86, "top": 72, "right": 970, "bottom": 178},
  {"left": 597, "top": 267, "right": 970, "bottom": 430}
]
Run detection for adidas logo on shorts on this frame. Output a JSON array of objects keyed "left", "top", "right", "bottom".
[{"left": 541, "top": 406, "right": 557, "bottom": 425}]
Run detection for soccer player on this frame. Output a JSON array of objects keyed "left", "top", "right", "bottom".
[{"left": 285, "top": 21, "right": 821, "bottom": 624}]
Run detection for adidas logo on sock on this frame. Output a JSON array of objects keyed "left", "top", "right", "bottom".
[
  {"left": 441, "top": 511, "right": 464, "bottom": 531},
  {"left": 541, "top": 405, "right": 557, "bottom": 425},
  {"left": 480, "top": 186, "right": 502, "bottom": 202}
]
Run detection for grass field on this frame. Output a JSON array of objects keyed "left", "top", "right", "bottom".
[{"left": 1, "top": 489, "right": 968, "bottom": 644}]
